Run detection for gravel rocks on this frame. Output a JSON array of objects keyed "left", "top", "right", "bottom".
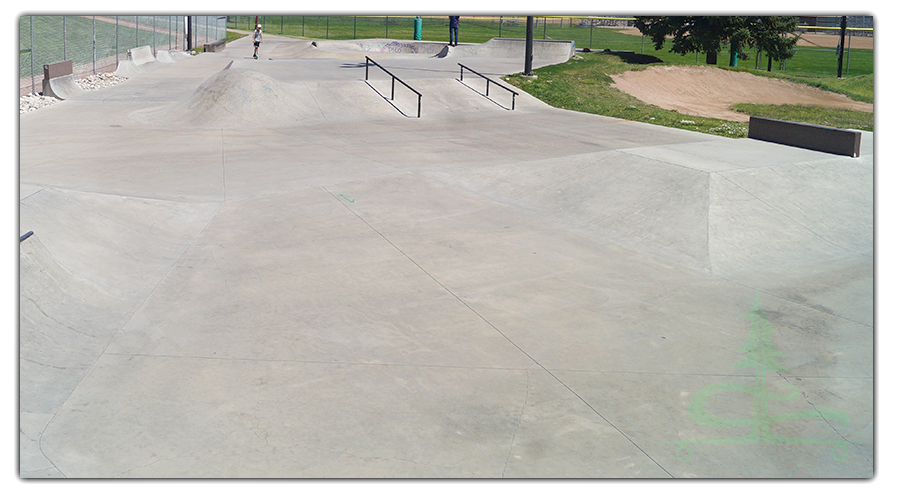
[{"left": 19, "top": 72, "right": 128, "bottom": 114}]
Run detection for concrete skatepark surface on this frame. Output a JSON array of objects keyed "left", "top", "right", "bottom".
[{"left": 19, "top": 33, "right": 873, "bottom": 478}]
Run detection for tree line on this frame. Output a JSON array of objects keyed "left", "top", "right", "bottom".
[{"left": 633, "top": 16, "right": 800, "bottom": 70}]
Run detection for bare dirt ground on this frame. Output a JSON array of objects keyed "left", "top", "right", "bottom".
[{"left": 609, "top": 65, "right": 874, "bottom": 122}]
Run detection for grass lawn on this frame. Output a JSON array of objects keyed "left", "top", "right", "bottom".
[{"left": 502, "top": 50, "right": 873, "bottom": 137}]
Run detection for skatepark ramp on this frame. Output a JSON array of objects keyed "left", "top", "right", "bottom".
[
  {"left": 134, "top": 66, "right": 404, "bottom": 127},
  {"left": 41, "top": 60, "right": 83, "bottom": 100},
  {"left": 268, "top": 37, "right": 574, "bottom": 64}
]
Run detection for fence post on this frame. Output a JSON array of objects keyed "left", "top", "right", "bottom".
[
  {"left": 499, "top": 16, "right": 502, "bottom": 37},
  {"left": 30, "top": 16, "right": 35, "bottom": 95},
  {"left": 92, "top": 16, "right": 96, "bottom": 75},
  {"left": 386, "top": 16, "right": 389, "bottom": 38},
  {"left": 354, "top": 16, "right": 357, "bottom": 39},
  {"left": 116, "top": 16, "right": 119, "bottom": 68},
  {"left": 63, "top": 16, "right": 67, "bottom": 61},
  {"left": 589, "top": 19, "right": 593, "bottom": 48},
  {"left": 326, "top": 16, "right": 329, "bottom": 39}
]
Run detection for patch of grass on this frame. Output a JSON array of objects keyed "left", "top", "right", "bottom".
[
  {"left": 502, "top": 52, "right": 749, "bottom": 138},
  {"left": 501, "top": 50, "right": 873, "bottom": 138},
  {"left": 730, "top": 103, "right": 873, "bottom": 131},
  {"left": 224, "top": 29, "right": 248, "bottom": 44}
]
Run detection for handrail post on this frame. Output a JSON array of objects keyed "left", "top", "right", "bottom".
[{"left": 391, "top": 76, "right": 395, "bottom": 100}]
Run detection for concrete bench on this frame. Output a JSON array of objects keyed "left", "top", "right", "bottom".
[
  {"left": 748, "top": 116, "right": 862, "bottom": 158},
  {"left": 42, "top": 60, "right": 83, "bottom": 100},
  {"left": 203, "top": 39, "right": 226, "bottom": 52}
]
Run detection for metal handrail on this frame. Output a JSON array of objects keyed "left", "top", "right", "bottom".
[
  {"left": 457, "top": 63, "right": 519, "bottom": 110},
  {"left": 365, "top": 56, "right": 422, "bottom": 118}
]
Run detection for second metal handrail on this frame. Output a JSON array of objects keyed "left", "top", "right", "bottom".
[
  {"left": 457, "top": 63, "right": 519, "bottom": 110},
  {"left": 365, "top": 56, "right": 422, "bottom": 118}
]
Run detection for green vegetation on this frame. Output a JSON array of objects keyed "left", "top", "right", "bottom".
[
  {"left": 501, "top": 49, "right": 873, "bottom": 138},
  {"left": 502, "top": 52, "right": 749, "bottom": 138},
  {"left": 224, "top": 29, "right": 248, "bottom": 44},
  {"left": 729, "top": 103, "right": 873, "bottom": 131}
]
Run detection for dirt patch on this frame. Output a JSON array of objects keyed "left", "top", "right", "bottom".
[{"left": 609, "top": 65, "right": 873, "bottom": 122}]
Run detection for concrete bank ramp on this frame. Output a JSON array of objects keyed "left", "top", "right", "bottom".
[
  {"left": 133, "top": 67, "right": 402, "bottom": 127},
  {"left": 438, "top": 38, "right": 575, "bottom": 63},
  {"left": 19, "top": 187, "right": 220, "bottom": 415},
  {"left": 134, "top": 66, "right": 524, "bottom": 127},
  {"left": 425, "top": 142, "right": 873, "bottom": 276},
  {"left": 268, "top": 37, "right": 574, "bottom": 64}
]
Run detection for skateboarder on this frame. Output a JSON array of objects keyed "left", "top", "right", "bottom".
[
  {"left": 252, "top": 24, "right": 262, "bottom": 59},
  {"left": 449, "top": 16, "right": 459, "bottom": 46}
]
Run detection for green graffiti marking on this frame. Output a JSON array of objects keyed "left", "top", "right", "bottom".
[
  {"left": 339, "top": 195, "right": 355, "bottom": 203},
  {"left": 669, "top": 293, "right": 852, "bottom": 462}
]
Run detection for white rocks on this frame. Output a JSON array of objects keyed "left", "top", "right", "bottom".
[{"left": 19, "top": 73, "right": 128, "bottom": 114}]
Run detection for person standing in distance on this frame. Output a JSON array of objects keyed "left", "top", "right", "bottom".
[
  {"left": 449, "top": 16, "right": 460, "bottom": 46},
  {"left": 252, "top": 24, "right": 262, "bottom": 59}
]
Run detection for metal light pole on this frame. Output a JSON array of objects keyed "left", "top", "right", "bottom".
[{"left": 524, "top": 15, "right": 534, "bottom": 76}]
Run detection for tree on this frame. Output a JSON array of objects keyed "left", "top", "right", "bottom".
[{"left": 633, "top": 16, "right": 799, "bottom": 69}]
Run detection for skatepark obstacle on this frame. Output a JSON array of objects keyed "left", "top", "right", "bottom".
[
  {"left": 748, "top": 116, "right": 862, "bottom": 157},
  {"left": 41, "top": 60, "right": 83, "bottom": 100}
]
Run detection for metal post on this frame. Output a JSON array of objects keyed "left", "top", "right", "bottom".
[
  {"left": 63, "top": 16, "right": 67, "bottom": 61},
  {"left": 499, "top": 16, "right": 502, "bottom": 37},
  {"left": 354, "top": 16, "right": 357, "bottom": 39},
  {"left": 590, "top": 20, "right": 593, "bottom": 49},
  {"left": 524, "top": 16, "right": 534, "bottom": 75},
  {"left": 116, "top": 17, "right": 119, "bottom": 67},
  {"left": 30, "top": 16, "right": 34, "bottom": 94},
  {"left": 326, "top": 16, "right": 329, "bottom": 39},
  {"left": 92, "top": 16, "right": 96, "bottom": 74},
  {"left": 845, "top": 29, "right": 852, "bottom": 75},
  {"left": 837, "top": 16, "right": 847, "bottom": 78},
  {"left": 543, "top": 17, "right": 547, "bottom": 39},
  {"left": 386, "top": 16, "right": 389, "bottom": 38}
]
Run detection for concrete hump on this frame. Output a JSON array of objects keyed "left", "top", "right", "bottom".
[{"left": 133, "top": 67, "right": 401, "bottom": 127}]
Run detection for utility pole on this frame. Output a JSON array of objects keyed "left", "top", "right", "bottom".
[
  {"left": 837, "top": 16, "right": 847, "bottom": 78},
  {"left": 524, "top": 15, "right": 534, "bottom": 76}
]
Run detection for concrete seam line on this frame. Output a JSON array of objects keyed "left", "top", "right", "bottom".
[{"left": 321, "top": 185, "right": 674, "bottom": 477}]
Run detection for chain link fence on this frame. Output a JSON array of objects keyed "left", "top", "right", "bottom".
[{"left": 19, "top": 15, "right": 226, "bottom": 96}]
